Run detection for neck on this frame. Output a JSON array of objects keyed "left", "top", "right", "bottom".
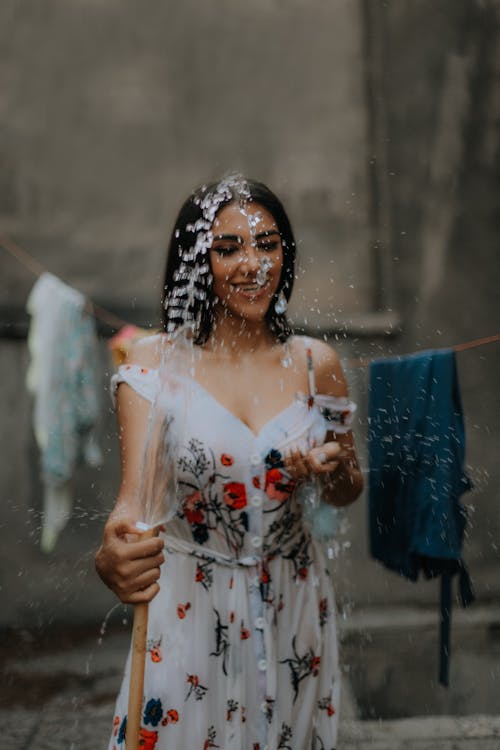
[{"left": 204, "top": 308, "right": 278, "bottom": 357}]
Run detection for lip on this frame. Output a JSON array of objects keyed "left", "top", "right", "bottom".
[{"left": 230, "top": 282, "right": 270, "bottom": 300}]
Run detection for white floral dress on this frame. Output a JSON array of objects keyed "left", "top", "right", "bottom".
[{"left": 108, "top": 340, "right": 355, "bottom": 750}]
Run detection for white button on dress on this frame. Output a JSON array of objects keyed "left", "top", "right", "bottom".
[
  {"left": 251, "top": 536, "right": 263, "bottom": 549},
  {"left": 250, "top": 494, "right": 262, "bottom": 508}
]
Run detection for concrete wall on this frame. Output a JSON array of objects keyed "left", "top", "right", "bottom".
[{"left": 1, "top": 0, "right": 499, "bottom": 633}]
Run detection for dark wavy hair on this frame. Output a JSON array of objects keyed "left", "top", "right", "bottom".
[{"left": 161, "top": 177, "right": 296, "bottom": 344}]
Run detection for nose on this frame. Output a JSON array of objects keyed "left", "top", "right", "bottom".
[{"left": 239, "top": 243, "right": 260, "bottom": 274}]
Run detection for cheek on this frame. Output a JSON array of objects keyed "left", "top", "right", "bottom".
[
  {"left": 269, "top": 253, "right": 284, "bottom": 289},
  {"left": 210, "top": 258, "right": 230, "bottom": 289}
]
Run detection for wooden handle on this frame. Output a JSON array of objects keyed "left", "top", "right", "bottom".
[{"left": 126, "top": 526, "right": 158, "bottom": 750}]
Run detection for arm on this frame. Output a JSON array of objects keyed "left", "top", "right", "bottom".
[
  {"left": 95, "top": 336, "right": 165, "bottom": 603},
  {"left": 286, "top": 339, "right": 363, "bottom": 507}
]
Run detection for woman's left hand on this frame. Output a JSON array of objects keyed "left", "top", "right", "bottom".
[{"left": 284, "top": 440, "right": 343, "bottom": 482}]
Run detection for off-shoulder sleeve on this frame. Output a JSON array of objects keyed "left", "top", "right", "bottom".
[
  {"left": 110, "top": 364, "right": 160, "bottom": 408},
  {"left": 315, "top": 394, "right": 357, "bottom": 433}
]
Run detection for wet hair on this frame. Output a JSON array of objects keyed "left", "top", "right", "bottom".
[{"left": 161, "top": 176, "right": 296, "bottom": 344}]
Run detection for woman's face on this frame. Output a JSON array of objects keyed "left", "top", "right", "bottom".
[{"left": 209, "top": 201, "right": 284, "bottom": 324}]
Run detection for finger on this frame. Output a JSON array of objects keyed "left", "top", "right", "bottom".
[
  {"left": 116, "top": 564, "right": 162, "bottom": 598},
  {"left": 133, "top": 566, "right": 163, "bottom": 591},
  {"left": 105, "top": 518, "right": 141, "bottom": 540},
  {"left": 126, "top": 551, "right": 165, "bottom": 577},
  {"left": 283, "top": 448, "right": 296, "bottom": 473},
  {"left": 292, "top": 451, "right": 309, "bottom": 478},
  {"left": 127, "top": 537, "right": 165, "bottom": 561},
  {"left": 309, "top": 443, "right": 340, "bottom": 464},
  {"left": 308, "top": 451, "right": 332, "bottom": 472},
  {"left": 127, "top": 581, "right": 161, "bottom": 605}
]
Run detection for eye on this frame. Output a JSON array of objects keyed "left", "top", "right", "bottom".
[
  {"left": 257, "top": 240, "right": 280, "bottom": 252},
  {"left": 213, "top": 244, "right": 240, "bottom": 257}
]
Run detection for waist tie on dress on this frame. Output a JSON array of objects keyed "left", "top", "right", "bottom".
[{"left": 162, "top": 534, "right": 262, "bottom": 568}]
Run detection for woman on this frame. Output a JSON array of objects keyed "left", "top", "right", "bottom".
[{"left": 96, "top": 175, "right": 363, "bottom": 750}]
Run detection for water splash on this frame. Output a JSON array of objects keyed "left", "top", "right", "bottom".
[
  {"left": 255, "top": 256, "right": 273, "bottom": 288},
  {"left": 165, "top": 173, "right": 252, "bottom": 335}
]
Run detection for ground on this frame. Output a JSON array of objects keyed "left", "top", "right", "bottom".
[{"left": 1, "top": 623, "right": 499, "bottom": 749}]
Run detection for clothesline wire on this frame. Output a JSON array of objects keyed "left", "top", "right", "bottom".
[
  {"left": 347, "top": 332, "right": 500, "bottom": 368},
  {"left": 1, "top": 234, "right": 131, "bottom": 330},
  {"left": 2, "top": 234, "right": 500, "bottom": 364}
]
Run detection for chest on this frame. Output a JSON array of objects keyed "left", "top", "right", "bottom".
[{"left": 191, "top": 356, "right": 308, "bottom": 437}]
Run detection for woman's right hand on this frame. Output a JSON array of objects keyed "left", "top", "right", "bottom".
[{"left": 95, "top": 516, "right": 165, "bottom": 604}]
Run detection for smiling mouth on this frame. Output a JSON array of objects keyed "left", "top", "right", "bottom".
[{"left": 231, "top": 282, "right": 268, "bottom": 293}]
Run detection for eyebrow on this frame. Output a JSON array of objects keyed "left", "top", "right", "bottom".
[
  {"left": 212, "top": 230, "right": 280, "bottom": 243},
  {"left": 212, "top": 234, "right": 243, "bottom": 243},
  {"left": 255, "top": 230, "right": 280, "bottom": 240}
]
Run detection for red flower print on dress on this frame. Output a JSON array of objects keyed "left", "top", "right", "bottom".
[
  {"left": 252, "top": 476, "right": 261, "bottom": 489},
  {"left": 203, "top": 725, "right": 220, "bottom": 749},
  {"left": 297, "top": 567, "right": 308, "bottom": 580},
  {"left": 195, "top": 560, "right": 214, "bottom": 591},
  {"left": 280, "top": 637, "right": 322, "bottom": 704},
  {"left": 183, "top": 490, "right": 204, "bottom": 524},
  {"left": 226, "top": 699, "right": 239, "bottom": 721},
  {"left": 113, "top": 716, "right": 120, "bottom": 736},
  {"left": 223, "top": 482, "right": 247, "bottom": 510},
  {"left": 311, "top": 656, "right": 321, "bottom": 675},
  {"left": 220, "top": 453, "right": 234, "bottom": 466},
  {"left": 161, "top": 708, "right": 180, "bottom": 726},
  {"left": 318, "top": 695, "right": 336, "bottom": 716},
  {"left": 240, "top": 625, "right": 251, "bottom": 640},
  {"left": 186, "top": 674, "right": 208, "bottom": 701},
  {"left": 147, "top": 636, "right": 163, "bottom": 663},
  {"left": 150, "top": 646, "right": 162, "bottom": 663},
  {"left": 260, "top": 566, "right": 270, "bottom": 584},
  {"left": 318, "top": 597, "right": 329, "bottom": 627},
  {"left": 265, "top": 468, "right": 295, "bottom": 503},
  {"left": 138, "top": 727, "right": 158, "bottom": 750},
  {"left": 177, "top": 602, "right": 191, "bottom": 619}
]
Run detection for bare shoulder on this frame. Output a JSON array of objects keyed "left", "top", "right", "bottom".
[
  {"left": 125, "top": 332, "right": 164, "bottom": 369},
  {"left": 294, "top": 335, "right": 347, "bottom": 397}
]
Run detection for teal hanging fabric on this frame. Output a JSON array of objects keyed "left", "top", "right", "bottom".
[{"left": 368, "top": 348, "right": 474, "bottom": 686}]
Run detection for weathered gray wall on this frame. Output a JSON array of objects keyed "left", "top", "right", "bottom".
[
  {"left": 1, "top": 0, "right": 499, "bottom": 632},
  {"left": 1, "top": 0, "right": 373, "bottom": 324},
  {"left": 340, "top": 0, "right": 500, "bottom": 609}
]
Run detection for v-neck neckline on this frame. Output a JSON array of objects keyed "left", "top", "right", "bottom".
[{"left": 179, "top": 373, "right": 306, "bottom": 440}]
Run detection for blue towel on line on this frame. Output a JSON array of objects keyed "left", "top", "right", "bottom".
[{"left": 368, "top": 348, "right": 474, "bottom": 686}]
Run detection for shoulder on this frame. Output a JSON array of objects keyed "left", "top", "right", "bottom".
[
  {"left": 125, "top": 333, "right": 165, "bottom": 370},
  {"left": 292, "top": 335, "right": 347, "bottom": 397}
]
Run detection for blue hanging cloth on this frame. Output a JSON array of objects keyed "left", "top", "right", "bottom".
[{"left": 368, "top": 348, "right": 474, "bottom": 686}]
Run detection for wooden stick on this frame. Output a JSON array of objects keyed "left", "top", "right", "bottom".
[{"left": 126, "top": 527, "right": 158, "bottom": 750}]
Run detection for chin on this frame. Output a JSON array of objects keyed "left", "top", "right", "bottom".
[{"left": 224, "top": 302, "right": 270, "bottom": 324}]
